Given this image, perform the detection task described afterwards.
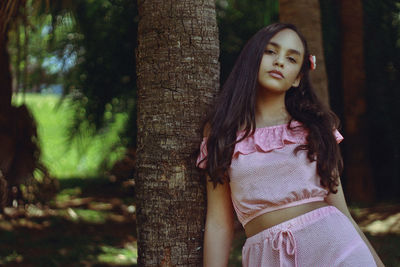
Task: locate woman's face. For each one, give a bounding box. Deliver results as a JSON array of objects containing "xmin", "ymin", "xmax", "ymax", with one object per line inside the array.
[{"xmin": 257, "ymin": 28, "xmax": 305, "ymax": 94}]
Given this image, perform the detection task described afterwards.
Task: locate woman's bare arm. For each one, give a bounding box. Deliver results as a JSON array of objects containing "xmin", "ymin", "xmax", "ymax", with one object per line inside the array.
[{"xmin": 203, "ymin": 176, "xmax": 235, "ymax": 267}]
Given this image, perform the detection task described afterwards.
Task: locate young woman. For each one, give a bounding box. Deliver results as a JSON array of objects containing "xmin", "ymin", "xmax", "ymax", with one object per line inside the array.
[{"xmin": 196, "ymin": 23, "xmax": 384, "ymax": 267}]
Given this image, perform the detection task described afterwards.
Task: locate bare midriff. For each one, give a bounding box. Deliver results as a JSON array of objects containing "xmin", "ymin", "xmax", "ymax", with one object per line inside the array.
[{"xmin": 244, "ymin": 201, "xmax": 330, "ymax": 238}]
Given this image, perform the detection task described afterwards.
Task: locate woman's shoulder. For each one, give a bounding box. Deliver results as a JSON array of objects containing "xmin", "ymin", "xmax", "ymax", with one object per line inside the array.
[{"xmin": 237, "ymin": 119, "xmax": 304, "ymax": 135}]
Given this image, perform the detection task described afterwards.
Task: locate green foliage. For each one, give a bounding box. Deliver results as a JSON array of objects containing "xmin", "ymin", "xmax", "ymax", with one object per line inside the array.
[
  {"xmin": 97, "ymin": 245, "xmax": 137, "ymax": 265},
  {"xmin": 216, "ymin": 0, "xmax": 279, "ymax": 84},
  {"xmin": 13, "ymin": 93, "xmax": 127, "ymax": 178},
  {"xmin": 72, "ymin": 208, "xmax": 108, "ymax": 223},
  {"xmin": 9, "ymin": 0, "xmax": 138, "ymax": 175},
  {"xmin": 55, "ymin": 0, "xmax": 138, "ymax": 148},
  {"xmin": 8, "ymin": 10, "xmax": 63, "ymax": 93}
]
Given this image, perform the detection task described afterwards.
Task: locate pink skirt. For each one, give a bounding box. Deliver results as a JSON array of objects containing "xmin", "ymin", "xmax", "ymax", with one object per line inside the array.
[{"xmin": 242, "ymin": 206, "xmax": 377, "ymax": 267}]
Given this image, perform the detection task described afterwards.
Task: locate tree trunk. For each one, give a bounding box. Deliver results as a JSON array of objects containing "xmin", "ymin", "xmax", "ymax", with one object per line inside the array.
[
  {"xmin": 0, "ymin": 26, "xmax": 12, "ymax": 114},
  {"xmin": 0, "ymin": 0, "xmax": 45, "ymax": 209},
  {"xmin": 279, "ymin": 0, "xmax": 330, "ymax": 106},
  {"xmin": 0, "ymin": 0, "xmax": 24, "ymax": 113},
  {"xmin": 136, "ymin": 0, "xmax": 219, "ymax": 265},
  {"xmin": 340, "ymin": 0, "xmax": 375, "ymax": 203}
]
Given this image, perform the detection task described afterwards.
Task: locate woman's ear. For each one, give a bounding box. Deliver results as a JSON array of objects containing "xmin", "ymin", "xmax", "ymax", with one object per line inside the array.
[{"xmin": 292, "ymin": 73, "xmax": 302, "ymax": 88}]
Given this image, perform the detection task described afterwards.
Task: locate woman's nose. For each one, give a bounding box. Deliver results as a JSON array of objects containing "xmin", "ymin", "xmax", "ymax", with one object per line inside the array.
[{"xmin": 273, "ymin": 55, "xmax": 284, "ymax": 67}]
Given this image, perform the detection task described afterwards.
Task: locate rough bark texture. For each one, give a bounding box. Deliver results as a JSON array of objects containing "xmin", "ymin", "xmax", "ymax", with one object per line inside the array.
[
  {"xmin": 340, "ymin": 0, "xmax": 375, "ymax": 203},
  {"xmin": 136, "ymin": 0, "xmax": 219, "ymax": 266},
  {"xmin": 279, "ymin": 0, "xmax": 330, "ymax": 106}
]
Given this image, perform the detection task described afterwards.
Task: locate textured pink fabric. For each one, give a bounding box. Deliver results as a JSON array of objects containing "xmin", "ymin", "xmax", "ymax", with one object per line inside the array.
[
  {"xmin": 242, "ymin": 206, "xmax": 376, "ymax": 267},
  {"xmin": 196, "ymin": 121, "xmax": 344, "ymax": 226}
]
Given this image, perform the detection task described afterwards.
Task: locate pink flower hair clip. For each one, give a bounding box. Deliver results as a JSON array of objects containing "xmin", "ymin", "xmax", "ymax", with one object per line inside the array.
[{"xmin": 309, "ymin": 55, "xmax": 316, "ymax": 70}]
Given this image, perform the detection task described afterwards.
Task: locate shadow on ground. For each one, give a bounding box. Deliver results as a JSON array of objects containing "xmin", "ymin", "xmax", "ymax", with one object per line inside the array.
[
  {"xmin": 0, "ymin": 177, "xmax": 137, "ymax": 266},
  {"xmin": 1, "ymin": 177, "xmax": 399, "ymax": 266}
]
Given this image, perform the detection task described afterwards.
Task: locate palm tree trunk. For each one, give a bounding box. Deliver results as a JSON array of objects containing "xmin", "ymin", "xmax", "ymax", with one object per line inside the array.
[
  {"xmin": 279, "ymin": 0, "xmax": 330, "ymax": 106},
  {"xmin": 136, "ymin": 0, "xmax": 219, "ymax": 265},
  {"xmin": 340, "ymin": 0, "xmax": 375, "ymax": 203}
]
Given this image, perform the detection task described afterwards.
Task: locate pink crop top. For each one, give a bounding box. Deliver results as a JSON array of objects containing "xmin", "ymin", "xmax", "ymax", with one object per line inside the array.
[{"xmin": 196, "ymin": 120, "xmax": 344, "ymax": 226}]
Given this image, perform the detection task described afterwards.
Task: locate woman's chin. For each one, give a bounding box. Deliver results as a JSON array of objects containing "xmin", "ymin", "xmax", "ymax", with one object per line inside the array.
[{"xmin": 257, "ymin": 85, "xmax": 290, "ymax": 95}]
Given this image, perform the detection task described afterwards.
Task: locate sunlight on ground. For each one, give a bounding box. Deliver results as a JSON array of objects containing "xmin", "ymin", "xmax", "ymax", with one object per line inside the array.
[
  {"xmin": 0, "ymin": 251, "xmax": 23, "ymax": 265},
  {"xmin": 361, "ymin": 212, "xmax": 400, "ymax": 235},
  {"xmin": 97, "ymin": 243, "xmax": 137, "ymax": 265},
  {"xmin": 351, "ymin": 204, "xmax": 400, "ymax": 236},
  {"xmin": 0, "ymin": 190, "xmax": 137, "ymax": 265}
]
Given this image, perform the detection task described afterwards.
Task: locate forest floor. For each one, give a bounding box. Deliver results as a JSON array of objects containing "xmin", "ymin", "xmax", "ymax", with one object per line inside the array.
[
  {"xmin": 0, "ymin": 177, "xmax": 399, "ymax": 266},
  {"xmin": 0, "ymin": 177, "xmax": 137, "ymax": 266}
]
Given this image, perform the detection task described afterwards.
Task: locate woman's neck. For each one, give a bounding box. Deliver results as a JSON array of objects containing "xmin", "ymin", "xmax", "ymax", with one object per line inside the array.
[{"xmin": 255, "ymin": 90, "xmax": 290, "ymax": 127}]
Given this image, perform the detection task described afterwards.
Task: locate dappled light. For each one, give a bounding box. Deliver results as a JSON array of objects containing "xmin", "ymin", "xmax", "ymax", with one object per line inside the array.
[
  {"xmin": 0, "ymin": 177, "xmax": 137, "ymax": 266},
  {"xmin": 352, "ymin": 205, "xmax": 400, "ymax": 236},
  {"xmin": 364, "ymin": 213, "xmax": 400, "ymax": 235}
]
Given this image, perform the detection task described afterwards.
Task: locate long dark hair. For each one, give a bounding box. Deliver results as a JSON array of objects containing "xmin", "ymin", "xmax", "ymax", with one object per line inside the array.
[{"xmin": 199, "ymin": 23, "xmax": 343, "ymax": 193}]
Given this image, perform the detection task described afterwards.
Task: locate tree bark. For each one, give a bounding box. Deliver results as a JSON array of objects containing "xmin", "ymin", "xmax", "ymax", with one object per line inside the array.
[
  {"xmin": 136, "ymin": 0, "xmax": 219, "ymax": 266},
  {"xmin": 340, "ymin": 0, "xmax": 375, "ymax": 203},
  {"xmin": 279, "ymin": 0, "xmax": 330, "ymax": 106}
]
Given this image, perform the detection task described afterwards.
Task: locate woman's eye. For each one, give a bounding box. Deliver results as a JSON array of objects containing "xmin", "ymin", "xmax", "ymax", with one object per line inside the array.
[
  {"xmin": 265, "ymin": 49, "xmax": 275, "ymax": 54},
  {"xmin": 288, "ymin": 57, "xmax": 297, "ymax": 63}
]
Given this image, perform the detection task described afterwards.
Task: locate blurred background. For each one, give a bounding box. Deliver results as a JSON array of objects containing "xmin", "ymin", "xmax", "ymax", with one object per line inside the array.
[{"xmin": 0, "ymin": 0, "xmax": 399, "ymax": 266}]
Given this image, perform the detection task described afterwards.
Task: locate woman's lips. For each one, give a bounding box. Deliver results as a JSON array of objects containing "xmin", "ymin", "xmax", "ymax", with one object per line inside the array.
[{"xmin": 268, "ymin": 70, "xmax": 284, "ymax": 79}]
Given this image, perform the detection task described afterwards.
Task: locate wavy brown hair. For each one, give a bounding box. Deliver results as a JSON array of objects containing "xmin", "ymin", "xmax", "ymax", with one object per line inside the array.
[{"xmin": 198, "ymin": 23, "xmax": 343, "ymax": 193}]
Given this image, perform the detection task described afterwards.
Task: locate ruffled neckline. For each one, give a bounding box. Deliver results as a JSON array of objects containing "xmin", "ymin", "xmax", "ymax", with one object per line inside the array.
[{"xmin": 233, "ymin": 120, "xmax": 307, "ymax": 157}]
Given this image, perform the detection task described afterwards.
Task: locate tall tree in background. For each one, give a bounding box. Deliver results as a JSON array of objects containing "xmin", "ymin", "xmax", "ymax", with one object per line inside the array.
[
  {"xmin": 340, "ymin": 0, "xmax": 374, "ymax": 202},
  {"xmin": 279, "ymin": 0, "xmax": 330, "ymax": 106},
  {"xmin": 135, "ymin": 0, "xmax": 219, "ymax": 265},
  {"xmin": 0, "ymin": 0, "xmax": 47, "ymax": 209},
  {"xmin": 0, "ymin": 1, "xmax": 24, "ymax": 111},
  {"xmin": 363, "ymin": 0, "xmax": 400, "ymax": 200}
]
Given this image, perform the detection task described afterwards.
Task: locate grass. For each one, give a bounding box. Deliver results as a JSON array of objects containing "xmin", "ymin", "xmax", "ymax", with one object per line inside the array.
[
  {"xmin": 1, "ymin": 93, "xmax": 137, "ymax": 266},
  {"xmin": 12, "ymin": 93, "xmax": 127, "ymax": 179}
]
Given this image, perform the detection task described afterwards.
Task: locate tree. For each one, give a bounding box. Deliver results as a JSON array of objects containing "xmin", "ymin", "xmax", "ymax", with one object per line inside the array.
[
  {"xmin": 0, "ymin": 0, "xmax": 44, "ymax": 208},
  {"xmin": 7, "ymin": 1, "xmax": 139, "ymax": 175},
  {"xmin": 135, "ymin": 0, "xmax": 219, "ymax": 265},
  {"xmin": 362, "ymin": 0, "xmax": 400, "ymax": 201},
  {"xmin": 339, "ymin": 0, "xmax": 375, "ymax": 203},
  {"xmin": 279, "ymin": 0, "xmax": 330, "ymax": 106},
  {"xmin": 0, "ymin": 1, "xmax": 25, "ymax": 112}
]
